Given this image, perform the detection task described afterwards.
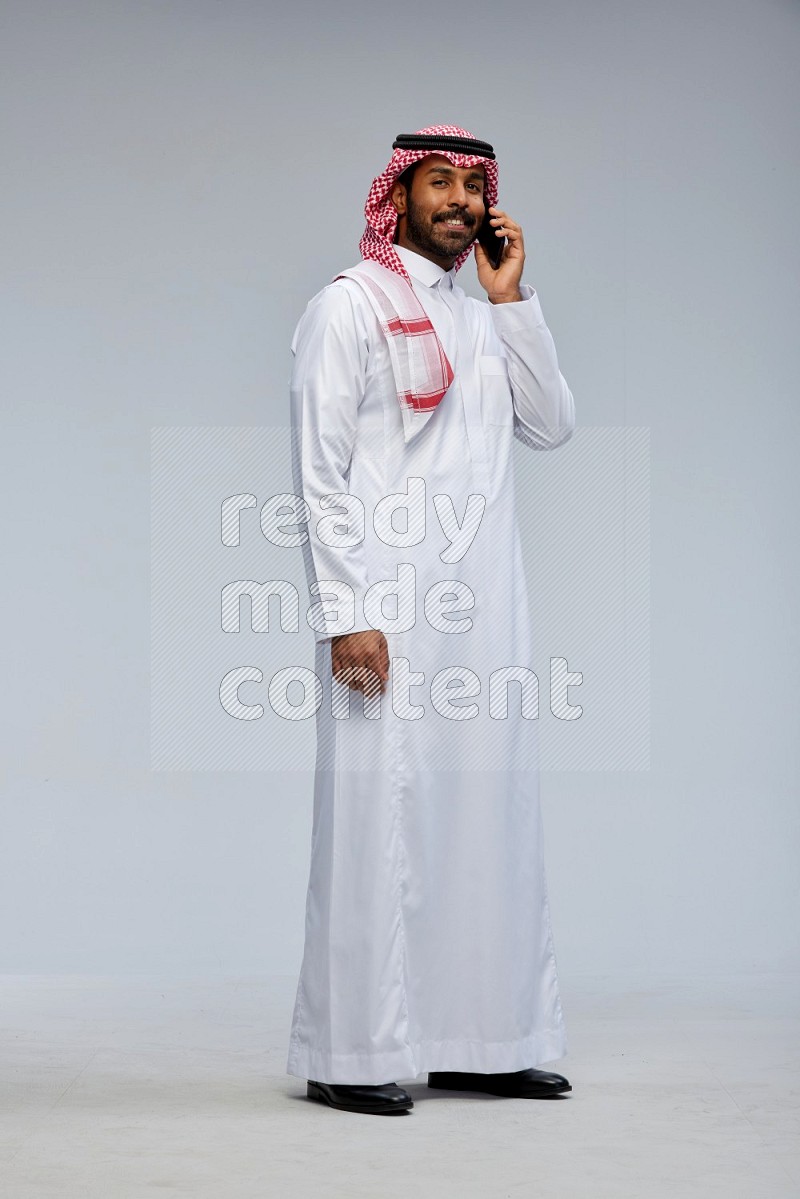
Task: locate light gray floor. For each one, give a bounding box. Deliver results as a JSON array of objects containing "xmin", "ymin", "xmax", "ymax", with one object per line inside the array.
[{"xmin": 1, "ymin": 972, "xmax": 797, "ymax": 1198}]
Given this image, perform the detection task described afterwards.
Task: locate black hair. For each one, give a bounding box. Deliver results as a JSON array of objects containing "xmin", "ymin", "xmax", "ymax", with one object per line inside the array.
[
  {"xmin": 392, "ymin": 163, "xmax": 418, "ymax": 243},
  {"xmin": 394, "ymin": 162, "xmax": 419, "ymax": 196}
]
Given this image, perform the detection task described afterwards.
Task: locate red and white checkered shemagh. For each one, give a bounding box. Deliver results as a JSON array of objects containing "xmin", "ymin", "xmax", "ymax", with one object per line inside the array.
[{"xmin": 335, "ymin": 125, "xmax": 499, "ymax": 444}]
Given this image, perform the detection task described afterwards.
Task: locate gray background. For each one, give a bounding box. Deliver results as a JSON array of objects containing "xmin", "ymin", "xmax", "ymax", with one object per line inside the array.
[{"xmin": 2, "ymin": 0, "xmax": 797, "ymax": 985}]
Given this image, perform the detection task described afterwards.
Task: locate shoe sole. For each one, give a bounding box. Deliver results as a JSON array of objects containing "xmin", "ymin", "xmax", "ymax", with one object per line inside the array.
[
  {"xmin": 307, "ymin": 1081, "xmax": 414, "ymax": 1114},
  {"xmin": 428, "ymin": 1080, "xmax": 572, "ymax": 1098}
]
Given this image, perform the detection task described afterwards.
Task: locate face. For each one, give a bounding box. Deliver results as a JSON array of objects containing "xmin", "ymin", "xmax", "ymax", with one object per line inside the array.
[{"xmin": 392, "ymin": 154, "xmax": 486, "ymax": 268}]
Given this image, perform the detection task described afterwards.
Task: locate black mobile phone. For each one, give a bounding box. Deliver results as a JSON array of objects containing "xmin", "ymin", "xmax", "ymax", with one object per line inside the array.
[{"xmin": 477, "ymin": 205, "xmax": 505, "ymax": 269}]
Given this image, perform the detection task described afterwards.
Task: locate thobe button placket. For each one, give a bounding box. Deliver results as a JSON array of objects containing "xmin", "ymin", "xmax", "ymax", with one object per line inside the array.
[
  {"xmin": 438, "ymin": 280, "xmax": 490, "ymax": 478},
  {"xmin": 405, "ymin": 258, "xmax": 489, "ymax": 480}
]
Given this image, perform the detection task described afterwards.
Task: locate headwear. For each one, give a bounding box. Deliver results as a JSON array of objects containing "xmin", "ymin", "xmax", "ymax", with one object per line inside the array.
[{"xmin": 335, "ymin": 125, "xmax": 499, "ymax": 444}]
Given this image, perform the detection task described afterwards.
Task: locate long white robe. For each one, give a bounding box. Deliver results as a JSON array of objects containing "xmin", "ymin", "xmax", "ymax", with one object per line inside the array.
[{"xmin": 286, "ymin": 245, "xmax": 576, "ymax": 1084}]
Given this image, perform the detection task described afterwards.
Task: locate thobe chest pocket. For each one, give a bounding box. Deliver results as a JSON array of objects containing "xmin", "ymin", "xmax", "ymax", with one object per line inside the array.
[{"xmin": 479, "ymin": 355, "xmax": 514, "ymax": 426}]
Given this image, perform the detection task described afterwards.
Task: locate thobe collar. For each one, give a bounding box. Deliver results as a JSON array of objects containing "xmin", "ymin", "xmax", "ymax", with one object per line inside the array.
[{"xmin": 395, "ymin": 244, "xmax": 456, "ymax": 291}]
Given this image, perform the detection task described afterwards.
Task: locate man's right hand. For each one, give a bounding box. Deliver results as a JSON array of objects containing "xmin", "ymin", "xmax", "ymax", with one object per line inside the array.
[{"xmin": 331, "ymin": 630, "xmax": 390, "ymax": 697}]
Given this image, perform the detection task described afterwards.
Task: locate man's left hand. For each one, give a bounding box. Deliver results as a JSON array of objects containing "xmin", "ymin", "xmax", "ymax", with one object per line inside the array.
[{"xmin": 474, "ymin": 207, "xmax": 525, "ymax": 304}]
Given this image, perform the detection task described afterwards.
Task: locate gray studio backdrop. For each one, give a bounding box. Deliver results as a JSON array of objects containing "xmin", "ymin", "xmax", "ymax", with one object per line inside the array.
[{"xmin": 2, "ymin": 0, "xmax": 798, "ymax": 984}]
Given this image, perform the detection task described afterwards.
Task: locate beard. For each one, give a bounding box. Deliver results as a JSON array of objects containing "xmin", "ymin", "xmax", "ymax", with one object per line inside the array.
[{"xmin": 404, "ymin": 197, "xmax": 478, "ymax": 261}]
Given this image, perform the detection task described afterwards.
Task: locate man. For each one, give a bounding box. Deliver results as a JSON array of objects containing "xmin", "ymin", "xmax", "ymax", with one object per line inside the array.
[{"xmin": 287, "ymin": 125, "xmax": 576, "ymax": 1115}]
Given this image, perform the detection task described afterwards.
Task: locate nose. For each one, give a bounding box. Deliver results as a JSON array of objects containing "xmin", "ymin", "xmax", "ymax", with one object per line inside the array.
[{"xmin": 449, "ymin": 182, "xmax": 469, "ymax": 209}]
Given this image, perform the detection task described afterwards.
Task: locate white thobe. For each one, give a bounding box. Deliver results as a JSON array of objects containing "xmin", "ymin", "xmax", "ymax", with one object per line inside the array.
[{"xmin": 286, "ymin": 245, "xmax": 576, "ymax": 1085}]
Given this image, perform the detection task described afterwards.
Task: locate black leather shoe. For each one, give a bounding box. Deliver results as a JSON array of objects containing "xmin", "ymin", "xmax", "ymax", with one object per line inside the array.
[
  {"xmin": 307, "ymin": 1079, "xmax": 414, "ymax": 1114},
  {"xmin": 428, "ymin": 1067, "xmax": 571, "ymax": 1098}
]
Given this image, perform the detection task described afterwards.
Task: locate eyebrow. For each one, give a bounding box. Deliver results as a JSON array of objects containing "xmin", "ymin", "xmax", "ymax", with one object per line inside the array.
[{"xmin": 425, "ymin": 166, "xmax": 485, "ymax": 182}]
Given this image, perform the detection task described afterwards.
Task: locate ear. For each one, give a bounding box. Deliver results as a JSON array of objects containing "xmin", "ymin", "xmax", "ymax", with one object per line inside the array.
[{"xmin": 390, "ymin": 180, "xmax": 408, "ymax": 217}]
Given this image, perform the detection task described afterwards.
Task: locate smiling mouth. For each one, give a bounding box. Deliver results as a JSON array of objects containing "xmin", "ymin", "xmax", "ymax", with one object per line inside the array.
[{"xmin": 435, "ymin": 214, "xmax": 475, "ymax": 231}]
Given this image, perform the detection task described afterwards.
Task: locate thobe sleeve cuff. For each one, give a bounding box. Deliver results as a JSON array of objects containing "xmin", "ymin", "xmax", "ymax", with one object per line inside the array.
[
  {"xmin": 488, "ymin": 284, "xmax": 546, "ymax": 333},
  {"xmin": 312, "ymin": 614, "xmax": 383, "ymax": 645}
]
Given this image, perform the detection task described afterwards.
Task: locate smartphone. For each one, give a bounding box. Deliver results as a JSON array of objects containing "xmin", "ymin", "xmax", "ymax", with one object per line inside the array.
[{"xmin": 477, "ymin": 205, "xmax": 505, "ymax": 269}]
